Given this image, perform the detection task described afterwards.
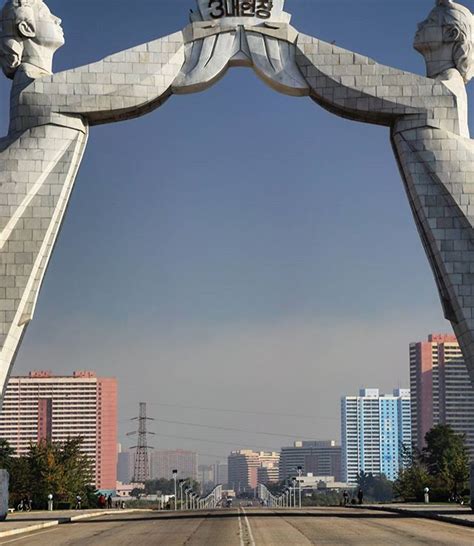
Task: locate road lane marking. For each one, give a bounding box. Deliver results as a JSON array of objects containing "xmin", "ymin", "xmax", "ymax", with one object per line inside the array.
[
  {"xmin": 238, "ymin": 509, "xmax": 245, "ymax": 546},
  {"xmin": 238, "ymin": 507, "xmax": 256, "ymax": 546},
  {"xmin": 242, "ymin": 508, "xmax": 256, "ymax": 546}
]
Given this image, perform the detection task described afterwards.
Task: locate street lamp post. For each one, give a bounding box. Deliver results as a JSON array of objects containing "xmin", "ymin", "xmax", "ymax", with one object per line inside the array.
[
  {"xmin": 179, "ymin": 480, "xmax": 187, "ymax": 511},
  {"xmin": 297, "ymin": 466, "xmax": 303, "ymax": 509},
  {"xmin": 424, "ymin": 487, "xmax": 430, "ymax": 504},
  {"xmin": 172, "ymin": 469, "xmax": 178, "ymax": 511},
  {"xmin": 184, "ymin": 488, "xmax": 190, "ymax": 510},
  {"xmin": 291, "ymin": 479, "xmax": 297, "ymax": 508}
]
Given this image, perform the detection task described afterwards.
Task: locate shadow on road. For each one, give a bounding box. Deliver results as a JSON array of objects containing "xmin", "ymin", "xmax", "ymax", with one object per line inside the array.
[
  {"xmin": 416, "ymin": 509, "xmax": 473, "ymax": 516},
  {"xmin": 68, "ymin": 510, "xmax": 415, "ymax": 525}
]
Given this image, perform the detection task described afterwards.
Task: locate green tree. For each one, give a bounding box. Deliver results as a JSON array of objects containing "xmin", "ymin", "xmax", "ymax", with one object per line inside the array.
[
  {"xmin": 0, "ymin": 439, "xmax": 14, "ymax": 470},
  {"xmin": 267, "ymin": 481, "xmax": 287, "ymax": 495},
  {"xmin": 394, "ymin": 425, "xmax": 470, "ymax": 502},
  {"xmin": 143, "ymin": 478, "xmax": 175, "ymax": 495},
  {"xmin": 356, "ymin": 471, "xmax": 393, "ymax": 502},
  {"xmin": 9, "ymin": 457, "xmax": 31, "ymax": 507},
  {"xmin": 26, "ymin": 438, "xmax": 94, "ymax": 509},
  {"xmin": 422, "ymin": 425, "xmax": 470, "ymax": 498},
  {"xmin": 58, "ymin": 437, "xmax": 94, "ymax": 505},
  {"xmin": 143, "ymin": 477, "xmax": 200, "ymax": 496},
  {"xmin": 394, "ymin": 461, "xmax": 431, "ymax": 502},
  {"xmin": 302, "ymin": 491, "xmax": 341, "ymax": 507}
]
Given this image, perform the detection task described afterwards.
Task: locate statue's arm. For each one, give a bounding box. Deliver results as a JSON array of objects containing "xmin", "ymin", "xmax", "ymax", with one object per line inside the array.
[
  {"xmin": 296, "ymin": 33, "xmax": 454, "ymax": 126},
  {"xmin": 31, "ymin": 31, "xmax": 185, "ymax": 125}
]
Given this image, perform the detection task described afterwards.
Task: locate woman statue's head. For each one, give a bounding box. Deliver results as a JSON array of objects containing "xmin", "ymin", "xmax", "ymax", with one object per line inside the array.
[
  {"xmin": 0, "ymin": 0, "xmax": 64, "ymax": 79},
  {"xmin": 414, "ymin": 0, "xmax": 474, "ymax": 82}
]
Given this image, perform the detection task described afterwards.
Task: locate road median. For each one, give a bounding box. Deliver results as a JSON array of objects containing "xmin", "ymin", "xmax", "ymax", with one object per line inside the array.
[
  {"xmin": 352, "ymin": 503, "xmax": 474, "ymax": 529},
  {"xmin": 0, "ymin": 509, "xmax": 143, "ymax": 540}
]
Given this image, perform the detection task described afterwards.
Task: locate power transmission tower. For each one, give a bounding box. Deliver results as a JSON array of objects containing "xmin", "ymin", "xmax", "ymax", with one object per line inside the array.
[{"xmin": 127, "ymin": 402, "xmax": 155, "ymax": 483}]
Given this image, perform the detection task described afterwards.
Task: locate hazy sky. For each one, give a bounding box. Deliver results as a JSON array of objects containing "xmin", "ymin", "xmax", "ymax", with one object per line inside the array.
[{"xmin": 0, "ymin": 0, "xmax": 460, "ymax": 463}]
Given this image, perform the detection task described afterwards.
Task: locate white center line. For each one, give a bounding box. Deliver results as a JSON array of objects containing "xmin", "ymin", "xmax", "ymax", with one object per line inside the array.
[
  {"xmin": 241, "ymin": 507, "xmax": 256, "ymax": 546},
  {"xmin": 238, "ymin": 507, "xmax": 245, "ymax": 546}
]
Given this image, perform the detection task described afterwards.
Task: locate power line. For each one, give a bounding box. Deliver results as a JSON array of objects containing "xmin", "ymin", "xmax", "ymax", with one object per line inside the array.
[
  {"xmin": 151, "ymin": 431, "xmax": 277, "ymax": 451},
  {"xmin": 195, "ymin": 452, "xmax": 228, "ymax": 460},
  {"xmin": 152, "ymin": 417, "xmax": 308, "ymax": 439},
  {"xmin": 148, "ymin": 401, "xmax": 337, "ymax": 421}
]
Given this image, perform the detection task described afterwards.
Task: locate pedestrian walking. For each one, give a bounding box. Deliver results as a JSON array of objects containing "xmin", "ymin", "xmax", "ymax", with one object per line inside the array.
[
  {"xmin": 107, "ymin": 494, "xmax": 113, "ymax": 509},
  {"xmin": 75, "ymin": 495, "xmax": 82, "ymax": 510},
  {"xmin": 357, "ymin": 489, "xmax": 364, "ymax": 505},
  {"xmin": 342, "ymin": 490, "xmax": 349, "ymax": 506}
]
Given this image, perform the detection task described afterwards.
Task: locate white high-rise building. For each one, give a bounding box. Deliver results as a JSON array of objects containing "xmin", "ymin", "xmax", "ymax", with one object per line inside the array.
[{"xmin": 341, "ymin": 388, "xmax": 411, "ymax": 484}]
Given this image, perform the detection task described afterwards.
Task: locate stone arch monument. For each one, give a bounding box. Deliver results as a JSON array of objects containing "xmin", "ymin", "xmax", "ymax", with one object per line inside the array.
[{"xmin": 1, "ymin": 0, "xmax": 474, "ymax": 398}]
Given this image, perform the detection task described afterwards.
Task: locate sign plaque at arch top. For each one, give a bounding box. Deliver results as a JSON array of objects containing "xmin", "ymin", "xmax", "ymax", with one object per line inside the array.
[{"xmin": 194, "ymin": 0, "xmax": 291, "ymax": 23}]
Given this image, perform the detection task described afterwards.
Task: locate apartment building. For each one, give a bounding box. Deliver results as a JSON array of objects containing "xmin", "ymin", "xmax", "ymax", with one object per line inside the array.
[{"xmin": 0, "ymin": 370, "xmax": 117, "ymax": 490}]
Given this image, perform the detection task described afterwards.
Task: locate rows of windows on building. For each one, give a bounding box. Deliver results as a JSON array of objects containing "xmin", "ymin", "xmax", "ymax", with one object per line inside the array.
[
  {"xmin": 1, "ymin": 333, "xmax": 472, "ymax": 494},
  {"xmin": 341, "ymin": 388, "xmax": 412, "ymax": 484},
  {"xmin": 0, "ymin": 370, "xmax": 118, "ymax": 492},
  {"xmin": 339, "ymin": 333, "xmax": 474, "ymax": 484},
  {"xmin": 409, "ymin": 334, "xmax": 474, "ymax": 460}
]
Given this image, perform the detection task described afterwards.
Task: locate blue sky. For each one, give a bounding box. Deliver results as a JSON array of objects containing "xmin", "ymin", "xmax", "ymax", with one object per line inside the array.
[{"xmin": 0, "ymin": 1, "xmax": 461, "ymax": 462}]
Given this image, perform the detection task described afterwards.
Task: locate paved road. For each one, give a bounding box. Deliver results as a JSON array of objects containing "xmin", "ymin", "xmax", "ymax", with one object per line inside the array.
[{"xmin": 0, "ymin": 507, "xmax": 472, "ymax": 545}]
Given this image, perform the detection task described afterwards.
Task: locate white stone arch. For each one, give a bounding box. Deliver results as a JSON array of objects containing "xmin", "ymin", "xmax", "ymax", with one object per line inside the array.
[{"xmin": 1, "ymin": 0, "xmax": 474, "ymax": 397}]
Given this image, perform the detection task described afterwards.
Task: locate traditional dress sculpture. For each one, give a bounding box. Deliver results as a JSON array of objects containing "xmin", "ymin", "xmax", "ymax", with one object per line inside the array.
[
  {"xmin": 295, "ymin": 0, "xmax": 474, "ymax": 385},
  {"xmin": 0, "ymin": 0, "xmax": 474, "ymax": 399},
  {"xmin": 0, "ymin": 0, "xmax": 186, "ymax": 393}
]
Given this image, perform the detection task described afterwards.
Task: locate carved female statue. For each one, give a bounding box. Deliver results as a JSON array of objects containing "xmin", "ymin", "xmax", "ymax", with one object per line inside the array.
[
  {"xmin": 0, "ymin": 0, "xmax": 185, "ymax": 392},
  {"xmin": 290, "ymin": 0, "xmax": 474, "ymax": 385},
  {"xmin": 1, "ymin": 0, "xmax": 474, "ymax": 400}
]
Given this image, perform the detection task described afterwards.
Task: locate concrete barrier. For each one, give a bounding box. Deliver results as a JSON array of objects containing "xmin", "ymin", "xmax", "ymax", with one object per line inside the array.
[{"xmin": 0, "ymin": 509, "xmax": 143, "ymax": 539}]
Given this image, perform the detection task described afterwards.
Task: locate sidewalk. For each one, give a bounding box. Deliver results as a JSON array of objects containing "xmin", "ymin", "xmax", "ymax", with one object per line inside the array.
[
  {"xmin": 357, "ymin": 503, "xmax": 474, "ymax": 528},
  {"xmin": 0, "ymin": 509, "xmax": 138, "ymax": 539}
]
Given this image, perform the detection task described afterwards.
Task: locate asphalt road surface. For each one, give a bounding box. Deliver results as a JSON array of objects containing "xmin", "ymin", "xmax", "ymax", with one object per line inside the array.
[{"xmin": 0, "ymin": 507, "xmax": 472, "ymax": 545}]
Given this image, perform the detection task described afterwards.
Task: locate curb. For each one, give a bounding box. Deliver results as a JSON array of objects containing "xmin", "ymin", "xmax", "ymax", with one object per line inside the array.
[
  {"xmin": 65, "ymin": 509, "xmax": 138, "ymax": 522},
  {"xmin": 0, "ymin": 509, "xmax": 142, "ymax": 539},
  {"xmin": 352, "ymin": 504, "xmax": 474, "ymax": 529},
  {"xmin": 0, "ymin": 521, "xmax": 58, "ymax": 539}
]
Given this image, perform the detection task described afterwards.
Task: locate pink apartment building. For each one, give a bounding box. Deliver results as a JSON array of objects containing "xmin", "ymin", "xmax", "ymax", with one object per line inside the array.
[
  {"xmin": 0, "ymin": 370, "xmax": 117, "ymax": 490},
  {"xmin": 228, "ymin": 450, "xmax": 280, "ymax": 492},
  {"xmin": 410, "ymin": 334, "xmax": 474, "ymax": 459}
]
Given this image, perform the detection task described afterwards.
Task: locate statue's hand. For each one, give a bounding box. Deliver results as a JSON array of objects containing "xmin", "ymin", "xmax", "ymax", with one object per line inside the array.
[{"xmin": 173, "ymin": 24, "xmax": 308, "ymax": 97}]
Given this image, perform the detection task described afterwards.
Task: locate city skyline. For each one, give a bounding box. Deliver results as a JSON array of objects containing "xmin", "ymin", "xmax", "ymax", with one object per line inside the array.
[
  {"xmin": 0, "ymin": 0, "xmax": 472, "ymax": 539},
  {"xmin": 0, "ymin": 0, "xmax": 456, "ymax": 463},
  {"xmin": 0, "ymin": 366, "xmax": 414, "ymax": 468}
]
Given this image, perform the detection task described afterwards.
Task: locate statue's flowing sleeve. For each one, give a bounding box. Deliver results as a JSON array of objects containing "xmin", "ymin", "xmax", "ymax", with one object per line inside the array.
[
  {"xmin": 0, "ymin": 31, "xmax": 186, "ymax": 393},
  {"xmin": 29, "ymin": 31, "xmax": 186, "ymax": 125},
  {"xmin": 294, "ymin": 33, "xmax": 454, "ymax": 126}
]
